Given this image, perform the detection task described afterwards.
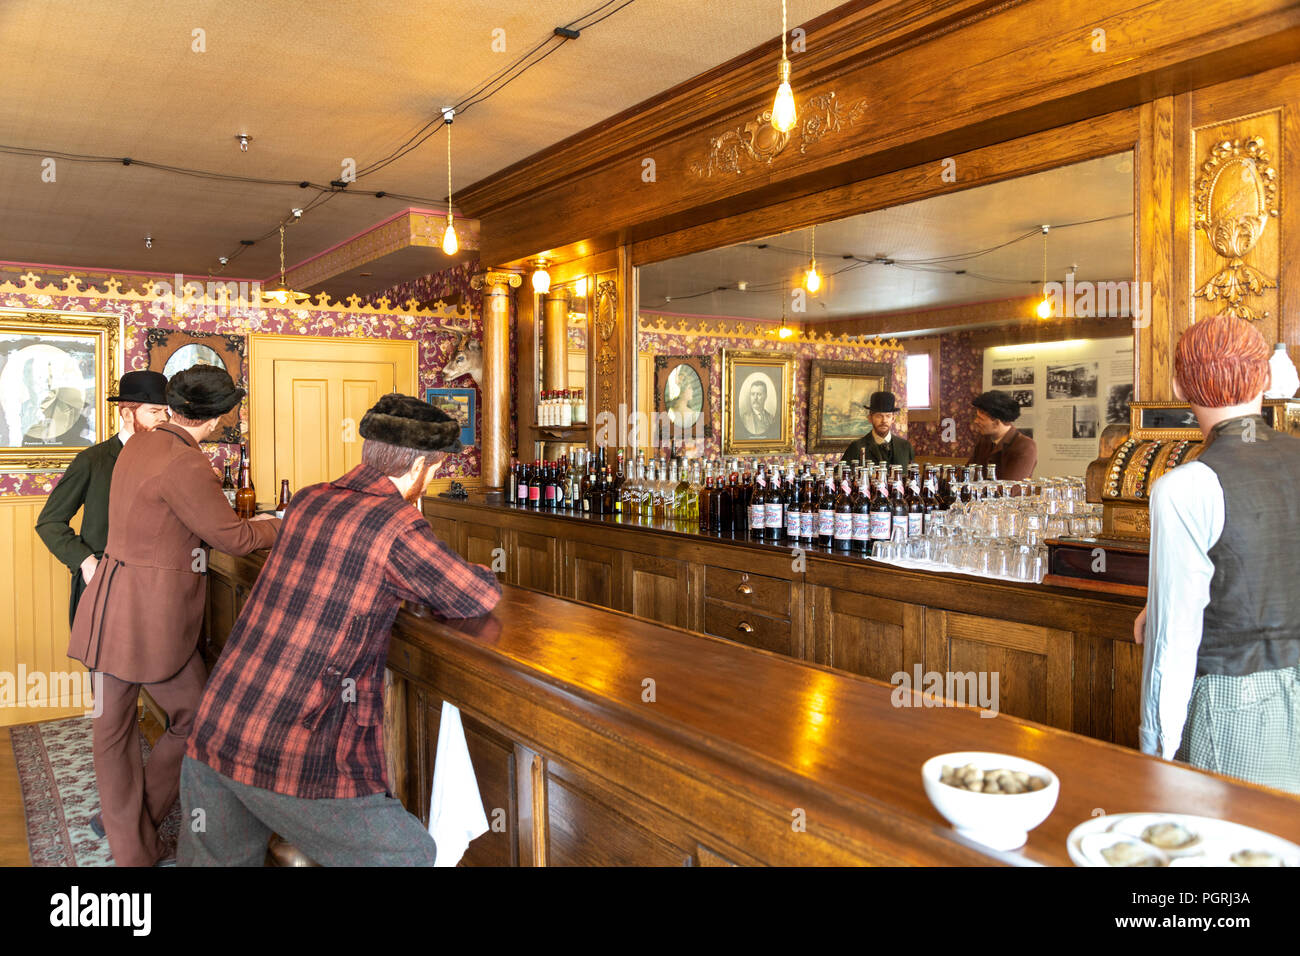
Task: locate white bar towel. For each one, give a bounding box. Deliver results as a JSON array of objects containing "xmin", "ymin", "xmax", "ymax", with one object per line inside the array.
[{"xmin": 427, "ymin": 701, "xmax": 490, "ymax": 867}]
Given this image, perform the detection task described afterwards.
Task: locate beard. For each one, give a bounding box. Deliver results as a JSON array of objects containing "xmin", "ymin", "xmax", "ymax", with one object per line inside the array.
[{"xmin": 402, "ymin": 460, "xmax": 435, "ymax": 505}]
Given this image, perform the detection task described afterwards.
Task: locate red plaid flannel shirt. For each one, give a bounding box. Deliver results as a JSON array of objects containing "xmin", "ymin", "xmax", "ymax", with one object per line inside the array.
[{"xmin": 186, "ymin": 464, "xmax": 501, "ymax": 799}]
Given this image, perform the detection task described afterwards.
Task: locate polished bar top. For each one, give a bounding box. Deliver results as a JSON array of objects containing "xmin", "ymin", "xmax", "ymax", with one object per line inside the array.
[
  {"xmin": 387, "ymin": 576, "xmax": 1300, "ymax": 866},
  {"xmin": 423, "ymin": 493, "xmax": 1146, "ymax": 609}
]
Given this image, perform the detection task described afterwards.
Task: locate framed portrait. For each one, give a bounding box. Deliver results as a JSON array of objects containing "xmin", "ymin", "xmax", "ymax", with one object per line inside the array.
[
  {"xmin": 722, "ymin": 349, "xmax": 794, "ymax": 454},
  {"xmin": 145, "ymin": 329, "xmax": 246, "ymax": 443},
  {"xmin": 807, "ymin": 359, "xmax": 892, "ymax": 454},
  {"xmin": 652, "ymin": 355, "xmax": 712, "ymax": 451},
  {"xmin": 425, "ymin": 387, "xmax": 476, "ymax": 447},
  {"xmin": 0, "ymin": 310, "xmax": 121, "ymax": 470}
]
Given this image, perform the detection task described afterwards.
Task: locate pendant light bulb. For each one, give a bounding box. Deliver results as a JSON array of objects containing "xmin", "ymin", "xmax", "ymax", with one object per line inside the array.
[
  {"xmin": 442, "ymin": 218, "xmax": 459, "ymax": 256},
  {"xmin": 804, "ymin": 263, "xmax": 821, "ymax": 294},
  {"xmin": 1035, "ymin": 223, "xmax": 1051, "ymax": 319},
  {"xmin": 441, "ymin": 107, "xmax": 458, "ymax": 257},
  {"xmin": 771, "ymin": 1, "xmax": 796, "ymax": 132},
  {"xmin": 1036, "ymin": 296, "xmax": 1053, "ymax": 319}
]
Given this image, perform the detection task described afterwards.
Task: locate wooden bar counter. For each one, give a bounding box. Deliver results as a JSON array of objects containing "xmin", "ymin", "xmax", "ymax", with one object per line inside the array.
[
  {"xmin": 205, "ymin": 544, "xmax": 1300, "ymax": 867},
  {"xmin": 420, "ymin": 495, "xmax": 1147, "ymax": 748}
]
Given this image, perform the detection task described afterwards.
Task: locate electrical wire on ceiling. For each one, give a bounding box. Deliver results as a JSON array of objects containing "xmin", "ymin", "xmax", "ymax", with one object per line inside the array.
[
  {"xmin": 0, "ymin": 0, "xmax": 641, "ymax": 276},
  {"xmin": 646, "ymin": 213, "xmax": 1133, "ymax": 308}
]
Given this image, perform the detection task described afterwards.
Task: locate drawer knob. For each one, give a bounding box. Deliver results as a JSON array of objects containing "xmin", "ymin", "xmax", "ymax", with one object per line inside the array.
[
  {"xmin": 737, "ymin": 621, "xmax": 754, "ymax": 633},
  {"xmin": 736, "ymin": 583, "xmax": 754, "ymax": 595}
]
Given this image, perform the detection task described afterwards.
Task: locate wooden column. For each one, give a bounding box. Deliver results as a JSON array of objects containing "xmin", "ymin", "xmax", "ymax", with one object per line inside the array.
[
  {"xmin": 472, "ymin": 269, "xmax": 521, "ymax": 495},
  {"xmin": 542, "ymin": 288, "xmax": 570, "ymax": 391}
]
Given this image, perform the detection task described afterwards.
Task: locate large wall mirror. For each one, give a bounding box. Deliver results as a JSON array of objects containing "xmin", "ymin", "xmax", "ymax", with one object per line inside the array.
[{"xmin": 635, "ymin": 151, "xmax": 1136, "ymax": 477}]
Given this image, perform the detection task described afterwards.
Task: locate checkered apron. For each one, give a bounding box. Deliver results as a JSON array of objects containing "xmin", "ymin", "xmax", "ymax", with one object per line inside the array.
[{"xmin": 1175, "ymin": 664, "xmax": 1300, "ymax": 794}]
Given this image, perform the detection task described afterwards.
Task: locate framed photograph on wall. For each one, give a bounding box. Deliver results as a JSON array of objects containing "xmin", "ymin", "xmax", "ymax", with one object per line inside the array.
[
  {"xmin": 145, "ymin": 328, "xmax": 246, "ymax": 443},
  {"xmin": 652, "ymin": 354, "xmax": 711, "ymax": 451},
  {"xmin": 426, "ymin": 387, "xmax": 476, "ymax": 447},
  {"xmin": 722, "ymin": 349, "xmax": 794, "ymax": 455},
  {"xmin": 0, "ymin": 310, "xmax": 120, "ymax": 469},
  {"xmin": 807, "ymin": 359, "xmax": 892, "ymax": 454}
]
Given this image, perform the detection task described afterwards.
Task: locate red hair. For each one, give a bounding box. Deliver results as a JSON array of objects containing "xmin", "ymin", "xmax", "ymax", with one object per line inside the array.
[{"xmin": 1173, "ymin": 315, "xmax": 1270, "ymax": 408}]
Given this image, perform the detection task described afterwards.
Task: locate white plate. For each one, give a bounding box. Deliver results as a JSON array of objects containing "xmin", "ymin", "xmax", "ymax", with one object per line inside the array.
[{"xmin": 1067, "ymin": 813, "xmax": 1300, "ymax": 867}]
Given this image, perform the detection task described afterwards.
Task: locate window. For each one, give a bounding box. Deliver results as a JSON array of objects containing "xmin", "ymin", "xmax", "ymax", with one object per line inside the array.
[{"xmin": 904, "ymin": 338, "xmax": 940, "ymax": 423}]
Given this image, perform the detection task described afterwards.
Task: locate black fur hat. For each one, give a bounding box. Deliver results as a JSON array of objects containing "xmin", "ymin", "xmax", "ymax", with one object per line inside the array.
[
  {"xmin": 971, "ymin": 390, "xmax": 1021, "ymax": 423},
  {"xmin": 166, "ymin": 365, "xmax": 245, "ymax": 419},
  {"xmin": 359, "ymin": 393, "xmax": 463, "ymax": 453}
]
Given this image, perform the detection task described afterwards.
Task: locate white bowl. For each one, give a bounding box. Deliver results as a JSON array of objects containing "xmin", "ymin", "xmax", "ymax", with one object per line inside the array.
[{"xmin": 921, "ymin": 751, "xmax": 1060, "ymax": 851}]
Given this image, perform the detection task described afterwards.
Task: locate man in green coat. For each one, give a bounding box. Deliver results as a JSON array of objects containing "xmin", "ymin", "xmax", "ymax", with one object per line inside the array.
[
  {"xmin": 841, "ymin": 391, "xmax": 915, "ymax": 468},
  {"xmin": 36, "ymin": 371, "xmax": 170, "ymax": 628}
]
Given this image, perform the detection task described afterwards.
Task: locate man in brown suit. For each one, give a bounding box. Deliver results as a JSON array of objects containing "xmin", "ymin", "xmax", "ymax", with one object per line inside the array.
[
  {"xmin": 68, "ymin": 365, "xmax": 280, "ymax": 866},
  {"xmin": 967, "ymin": 390, "xmax": 1037, "ymax": 480}
]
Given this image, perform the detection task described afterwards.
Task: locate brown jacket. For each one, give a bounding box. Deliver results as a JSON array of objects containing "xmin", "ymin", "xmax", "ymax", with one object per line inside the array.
[
  {"xmin": 968, "ymin": 425, "xmax": 1037, "ymax": 480},
  {"xmin": 67, "ymin": 423, "xmax": 279, "ymax": 683}
]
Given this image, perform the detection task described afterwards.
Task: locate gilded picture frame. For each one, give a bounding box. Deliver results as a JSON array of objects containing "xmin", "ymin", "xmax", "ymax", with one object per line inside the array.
[
  {"xmin": 652, "ymin": 354, "xmax": 712, "ymax": 452},
  {"xmin": 722, "ymin": 349, "xmax": 794, "ymax": 455},
  {"xmin": 0, "ymin": 309, "xmax": 121, "ymax": 470},
  {"xmin": 807, "ymin": 359, "xmax": 891, "ymax": 454}
]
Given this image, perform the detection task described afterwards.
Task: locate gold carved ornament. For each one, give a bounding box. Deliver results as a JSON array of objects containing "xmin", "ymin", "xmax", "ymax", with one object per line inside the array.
[
  {"xmin": 690, "ymin": 91, "xmax": 869, "ymax": 179},
  {"xmin": 1192, "ymin": 136, "xmax": 1279, "ymax": 321},
  {"xmin": 594, "ymin": 280, "xmax": 618, "ymax": 411}
]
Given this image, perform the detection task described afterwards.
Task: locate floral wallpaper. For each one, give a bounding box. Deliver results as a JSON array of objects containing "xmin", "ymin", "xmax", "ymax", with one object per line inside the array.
[
  {"xmin": 0, "ymin": 265, "xmax": 500, "ymax": 497},
  {"xmin": 638, "ymin": 313, "xmax": 906, "ymax": 461},
  {"xmin": 909, "ymin": 329, "xmax": 984, "ymax": 459}
]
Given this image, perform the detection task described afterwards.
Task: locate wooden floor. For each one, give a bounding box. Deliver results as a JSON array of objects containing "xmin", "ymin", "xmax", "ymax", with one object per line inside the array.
[{"xmin": 0, "ymin": 705, "xmax": 165, "ymax": 867}]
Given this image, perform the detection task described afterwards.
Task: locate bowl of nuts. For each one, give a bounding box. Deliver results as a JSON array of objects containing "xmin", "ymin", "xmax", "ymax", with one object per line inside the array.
[{"xmin": 921, "ymin": 751, "xmax": 1059, "ymax": 851}]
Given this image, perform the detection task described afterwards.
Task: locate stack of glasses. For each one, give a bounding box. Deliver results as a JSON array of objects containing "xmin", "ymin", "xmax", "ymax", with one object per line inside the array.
[{"xmin": 870, "ymin": 477, "xmax": 1103, "ymax": 584}]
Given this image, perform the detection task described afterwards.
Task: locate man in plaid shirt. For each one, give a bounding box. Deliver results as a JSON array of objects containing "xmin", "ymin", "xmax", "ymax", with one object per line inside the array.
[{"xmin": 180, "ymin": 394, "xmax": 501, "ymax": 865}]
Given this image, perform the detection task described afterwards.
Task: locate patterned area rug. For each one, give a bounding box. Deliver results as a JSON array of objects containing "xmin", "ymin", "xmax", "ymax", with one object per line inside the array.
[{"xmin": 9, "ymin": 716, "xmax": 179, "ymax": 866}]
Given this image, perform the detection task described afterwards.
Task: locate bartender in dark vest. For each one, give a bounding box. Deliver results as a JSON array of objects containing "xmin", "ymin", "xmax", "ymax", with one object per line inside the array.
[
  {"xmin": 842, "ymin": 391, "xmax": 914, "ymax": 467},
  {"xmin": 35, "ymin": 371, "xmax": 171, "ymax": 627},
  {"xmin": 1137, "ymin": 315, "xmax": 1300, "ymax": 793},
  {"xmin": 967, "ymin": 390, "xmax": 1037, "ymax": 480}
]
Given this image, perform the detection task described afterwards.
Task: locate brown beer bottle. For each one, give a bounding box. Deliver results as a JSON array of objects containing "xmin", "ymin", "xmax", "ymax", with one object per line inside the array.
[
  {"xmin": 221, "ymin": 464, "xmax": 236, "ymax": 509},
  {"xmin": 275, "ymin": 479, "xmax": 292, "ymax": 519},
  {"xmin": 235, "ymin": 445, "xmax": 256, "ymax": 519}
]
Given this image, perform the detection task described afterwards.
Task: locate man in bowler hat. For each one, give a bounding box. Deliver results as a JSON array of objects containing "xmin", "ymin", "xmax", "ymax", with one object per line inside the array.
[
  {"xmin": 37, "ymin": 370, "xmax": 171, "ymax": 628},
  {"xmin": 68, "ymin": 365, "xmax": 280, "ymax": 865},
  {"xmin": 181, "ymin": 393, "xmax": 501, "ymax": 866},
  {"xmin": 842, "ymin": 390, "xmax": 915, "ymax": 467}
]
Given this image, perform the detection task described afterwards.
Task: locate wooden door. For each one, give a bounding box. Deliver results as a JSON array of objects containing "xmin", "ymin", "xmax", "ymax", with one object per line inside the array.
[
  {"xmin": 566, "ymin": 540, "xmax": 619, "ymax": 609},
  {"xmin": 622, "ymin": 552, "xmax": 690, "ymax": 628},
  {"xmin": 808, "ymin": 586, "xmax": 925, "ymax": 682},
  {"xmin": 512, "ymin": 531, "xmax": 558, "ymax": 592},
  {"xmin": 249, "ymin": 334, "xmax": 417, "ymax": 497},
  {"xmin": 272, "ymin": 360, "xmax": 393, "ymax": 493}
]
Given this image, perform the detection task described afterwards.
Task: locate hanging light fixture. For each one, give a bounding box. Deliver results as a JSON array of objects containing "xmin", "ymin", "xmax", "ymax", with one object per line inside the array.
[
  {"xmin": 1035, "ymin": 224, "xmax": 1052, "ymax": 319},
  {"xmin": 804, "ymin": 225, "xmax": 821, "ymax": 293},
  {"xmin": 261, "ymin": 223, "xmax": 311, "ymax": 305},
  {"xmin": 531, "ymin": 258, "xmax": 551, "ymax": 294},
  {"xmin": 776, "ymin": 279, "xmax": 794, "ymax": 338},
  {"xmin": 441, "ymin": 108, "xmax": 459, "ymax": 256},
  {"xmin": 771, "ymin": 0, "xmax": 797, "ymax": 133}
]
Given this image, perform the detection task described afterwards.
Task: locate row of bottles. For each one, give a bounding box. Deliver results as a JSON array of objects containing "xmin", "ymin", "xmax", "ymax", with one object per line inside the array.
[
  {"xmin": 507, "ymin": 447, "xmax": 1001, "ymax": 553},
  {"xmin": 537, "ymin": 388, "xmax": 587, "ymax": 427},
  {"xmin": 221, "ymin": 444, "xmax": 292, "ymax": 519}
]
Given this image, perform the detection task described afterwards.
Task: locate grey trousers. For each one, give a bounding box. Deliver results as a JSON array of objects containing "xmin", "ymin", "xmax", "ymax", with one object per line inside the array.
[{"xmin": 178, "ymin": 756, "xmax": 437, "ymax": 866}]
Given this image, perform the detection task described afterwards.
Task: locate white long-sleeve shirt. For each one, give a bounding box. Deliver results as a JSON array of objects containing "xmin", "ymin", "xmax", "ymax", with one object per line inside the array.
[{"xmin": 1139, "ymin": 460, "xmax": 1225, "ymax": 758}]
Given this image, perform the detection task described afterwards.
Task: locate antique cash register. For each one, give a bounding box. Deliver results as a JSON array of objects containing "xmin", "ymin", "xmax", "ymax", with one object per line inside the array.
[{"xmin": 1043, "ymin": 399, "xmax": 1300, "ymax": 594}]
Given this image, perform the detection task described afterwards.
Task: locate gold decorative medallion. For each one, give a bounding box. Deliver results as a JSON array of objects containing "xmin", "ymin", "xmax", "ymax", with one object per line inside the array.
[{"xmin": 1192, "ymin": 136, "xmax": 1279, "ymax": 321}]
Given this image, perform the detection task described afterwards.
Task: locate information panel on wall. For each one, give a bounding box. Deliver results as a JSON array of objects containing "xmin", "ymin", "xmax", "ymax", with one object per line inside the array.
[{"xmin": 981, "ymin": 337, "xmax": 1134, "ymax": 477}]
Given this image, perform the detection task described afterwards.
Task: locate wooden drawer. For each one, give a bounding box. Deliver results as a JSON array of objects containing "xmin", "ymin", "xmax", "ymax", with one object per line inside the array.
[
  {"xmin": 704, "ymin": 600, "xmax": 792, "ymax": 657},
  {"xmin": 705, "ymin": 566, "xmax": 791, "ymax": 619}
]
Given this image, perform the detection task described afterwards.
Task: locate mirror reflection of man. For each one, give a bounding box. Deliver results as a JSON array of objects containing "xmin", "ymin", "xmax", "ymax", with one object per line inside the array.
[
  {"xmin": 36, "ymin": 371, "xmax": 171, "ymax": 629},
  {"xmin": 842, "ymin": 391, "xmax": 914, "ymax": 467},
  {"xmin": 740, "ymin": 376, "xmax": 778, "ymax": 439},
  {"xmin": 967, "ymin": 390, "xmax": 1037, "ymax": 479}
]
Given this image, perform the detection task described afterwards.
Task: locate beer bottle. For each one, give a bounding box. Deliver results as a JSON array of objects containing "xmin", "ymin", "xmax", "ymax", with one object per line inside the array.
[
  {"xmin": 749, "ymin": 466, "xmax": 766, "ymax": 539},
  {"xmin": 922, "ymin": 466, "xmax": 942, "ymax": 535},
  {"xmin": 852, "ymin": 467, "xmax": 872, "ymax": 554},
  {"xmin": 766, "ymin": 466, "xmax": 784, "ymax": 541},
  {"xmin": 799, "ymin": 472, "xmax": 816, "ymax": 547},
  {"xmin": 833, "ymin": 466, "xmax": 853, "ymax": 552},
  {"xmin": 235, "ymin": 445, "xmax": 256, "ymax": 519},
  {"xmin": 869, "ymin": 466, "xmax": 892, "ymax": 550},
  {"xmin": 785, "ymin": 466, "xmax": 802, "ymax": 542},
  {"xmin": 906, "ymin": 463, "xmax": 924, "ymax": 539},
  {"xmin": 275, "ymin": 479, "xmax": 291, "ymax": 519},
  {"xmin": 816, "ymin": 468, "xmax": 835, "ymax": 549},
  {"xmin": 221, "ymin": 464, "xmax": 237, "ymax": 510},
  {"xmin": 889, "ymin": 466, "xmax": 909, "ymax": 541}
]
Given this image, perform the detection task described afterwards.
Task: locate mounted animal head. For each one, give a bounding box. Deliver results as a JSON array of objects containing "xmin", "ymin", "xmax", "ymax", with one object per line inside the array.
[{"xmin": 440, "ymin": 321, "xmax": 483, "ymax": 390}]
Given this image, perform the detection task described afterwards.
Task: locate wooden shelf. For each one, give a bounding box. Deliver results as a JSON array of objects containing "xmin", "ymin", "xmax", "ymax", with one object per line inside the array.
[{"xmin": 528, "ymin": 424, "xmax": 590, "ymax": 438}]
